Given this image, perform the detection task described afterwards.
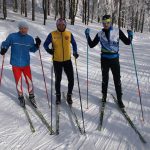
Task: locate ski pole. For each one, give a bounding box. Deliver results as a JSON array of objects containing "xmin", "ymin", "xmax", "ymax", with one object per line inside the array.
[
  {"xmin": 87, "ymin": 41, "xmax": 89, "ymax": 109},
  {"xmin": 50, "ymin": 64, "xmax": 53, "ymax": 134},
  {"xmin": 0, "ymin": 55, "xmax": 5, "ymax": 87},
  {"xmin": 130, "ymin": 41, "xmax": 144, "ymax": 121},
  {"xmin": 38, "ymin": 48, "xmax": 50, "ymax": 108},
  {"xmin": 74, "ymin": 58, "xmax": 86, "ymax": 133}
]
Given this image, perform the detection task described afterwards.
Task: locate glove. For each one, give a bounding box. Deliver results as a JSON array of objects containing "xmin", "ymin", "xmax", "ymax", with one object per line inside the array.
[
  {"xmin": 0, "ymin": 48, "xmax": 7, "ymax": 55},
  {"xmin": 46, "ymin": 48, "xmax": 54, "ymax": 55},
  {"xmin": 35, "ymin": 37, "xmax": 41, "ymax": 48},
  {"xmin": 73, "ymin": 53, "xmax": 79, "ymax": 59},
  {"xmin": 85, "ymin": 28, "xmax": 90, "ymax": 38},
  {"xmin": 127, "ymin": 30, "xmax": 133, "ymax": 41}
]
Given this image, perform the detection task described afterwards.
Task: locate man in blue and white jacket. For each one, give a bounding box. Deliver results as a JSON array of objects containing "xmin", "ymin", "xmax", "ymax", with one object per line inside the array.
[
  {"xmin": 85, "ymin": 15, "xmax": 133, "ymax": 108},
  {"xmin": 0, "ymin": 21, "xmax": 41, "ymax": 108}
]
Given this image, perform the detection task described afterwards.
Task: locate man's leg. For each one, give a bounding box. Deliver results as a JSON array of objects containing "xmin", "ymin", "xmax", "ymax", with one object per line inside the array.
[
  {"xmin": 22, "ymin": 66, "xmax": 34, "ymax": 94},
  {"xmin": 101, "ymin": 58, "xmax": 110, "ymax": 102},
  {"xmin": 63, "ymin": 60, "xmax": 74, "ymax": 104},
  {"xmin": 12, "ymin": 66, "xmax": 25, "ymax": 107},
  {"xmin": 23, "ymin": 66, "xmax": 36, "ymax": 107},
  {"xmin": 110, "ymin": 58, "xmax": 124, "ymax": 108},
  {"xmin": 53, "ymin": 61, "xmax": 63, "ymax": 104}
]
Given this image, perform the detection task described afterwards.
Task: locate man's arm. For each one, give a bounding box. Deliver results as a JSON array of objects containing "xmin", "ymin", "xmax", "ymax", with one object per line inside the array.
[
  {"xmin": 71, "ymin": 34, "xmax": 77, "ymax": 53},
  {"xmin": 87, "ymin": 33, "xmax": 99, "ymax": 48},
  {"xmin": 119, "ymin": 29, "xmax": 131, "ymax": 45}
]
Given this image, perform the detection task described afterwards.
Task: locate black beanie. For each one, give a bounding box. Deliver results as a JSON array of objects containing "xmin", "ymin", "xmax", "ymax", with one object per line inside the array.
[{"xmin": 102, "ymin": 15, "xmax": 111, "ymax": 21}]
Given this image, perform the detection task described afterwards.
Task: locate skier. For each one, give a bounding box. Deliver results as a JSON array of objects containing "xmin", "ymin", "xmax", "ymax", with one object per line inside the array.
[
  {"xmin": 43, "ymin": 18, "xmax": 79, "ymax": 105},
  {"xmin": 85, "ymin": 15, "xmax": 133, "ymax": 108},
  {"xmin": 0, "ymin": 20, "xmax": 41, "ymax": 108}
]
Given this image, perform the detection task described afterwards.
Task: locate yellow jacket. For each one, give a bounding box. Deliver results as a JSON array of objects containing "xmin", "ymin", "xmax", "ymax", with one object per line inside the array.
[
  {"xmin": 52, "ymin": 30, "xmax": 71, "ymax": 61},
  {"xmin": 44, "ymin": 30, "xmax": 77, "ymax": 62}
]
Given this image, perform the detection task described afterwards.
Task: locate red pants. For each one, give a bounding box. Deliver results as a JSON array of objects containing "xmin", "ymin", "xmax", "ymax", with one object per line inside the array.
[{"xmin": 12, "ymin": 66, "xmax": 34, "ymax": 96}]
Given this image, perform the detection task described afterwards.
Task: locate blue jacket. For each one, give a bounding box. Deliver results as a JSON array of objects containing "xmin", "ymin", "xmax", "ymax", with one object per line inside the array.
[{"xmin": 1, "ymin": 32, "xmax": 38, "ymax": 67}]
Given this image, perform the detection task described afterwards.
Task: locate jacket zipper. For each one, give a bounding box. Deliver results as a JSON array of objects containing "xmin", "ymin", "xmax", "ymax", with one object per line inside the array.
[{"xmin": 61, "ymin": 32, "xmax": 65, "ymax": 61}]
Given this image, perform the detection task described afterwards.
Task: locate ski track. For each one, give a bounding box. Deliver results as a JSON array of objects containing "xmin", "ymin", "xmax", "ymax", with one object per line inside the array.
[{"xmin": 0, "ymin": 11, "xmax": 150, "ymax": 150}]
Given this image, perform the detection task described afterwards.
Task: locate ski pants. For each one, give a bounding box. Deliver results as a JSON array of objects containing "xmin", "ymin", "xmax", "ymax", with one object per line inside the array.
[
  {"xmin": 53, "ymin": 60, "xmax": 74, "ymax": 95},
  {"xmin": 101, "ymin": 57, "xmax": 122, "ymax": 100},
  {"xmin": 12, "ymin": 66, "xmax": 34, "ymax": 96}
]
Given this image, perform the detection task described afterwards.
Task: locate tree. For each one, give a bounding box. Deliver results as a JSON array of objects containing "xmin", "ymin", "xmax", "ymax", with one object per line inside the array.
[
  {"xmin": 3, "ymin": 0, "xmax": 7, "ymax": 19},
  {"xmin": 13, "ymin": 0, "xmax": 18, "ymax": 12},
  {"xmin": 43, "ymin": 0, "xmax": 47, "ymax": 25},
  {"xmin": 118, "ymin": 0, "xmax": 122, "ymax": 29},
  {"xmin": 32, "ymin": 0, "xmax": 35, "ymax": 21},
  {"xmin": 24, "ymin": 0, "xmax": 27, "ymax": 17}
]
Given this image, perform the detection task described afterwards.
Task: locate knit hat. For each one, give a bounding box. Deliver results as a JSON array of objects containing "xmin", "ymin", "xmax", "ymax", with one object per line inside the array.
[
  {"xmin": 18, "ymin": 20, "xmax": 29, "ymax": 29},
  {"xmin": 56, "ymin": 18, "xmax": 67, "ymax": 26},
  {"xmin": 102, "ymin": 15, "xmax": 112, "ymax": 22}
]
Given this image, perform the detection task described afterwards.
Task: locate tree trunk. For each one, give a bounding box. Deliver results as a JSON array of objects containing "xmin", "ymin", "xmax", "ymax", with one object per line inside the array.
[
  {"xmin": 55, "ymin": 0, "xmax": 58, "ymax": 20},
  {"xmin": 32, "ymin": 0, "xmax": 35, "ymax": 21},
  {"xmin": 141, "ymin": 10, "xmax": 145, "ymax": 33},
  {"xmin": 87, "ymin": 0, "xmax": 90, "ymax": 25},
  {"xmin": 13, "ymin": 0, "xmax": 18, "ymax": 12},
  {"xmin": 21, "ymin": 0, "xmax": 24, "ymax": 15},
  {"xmin": 24, "ymin": 0, "xmax": 27, "ymax": 17},
  {"xmin": 91, "ymin": 0, "xmax": 95, "ymax": 23},
  {"xmin": 82, "ymin": 0, "xmax": 84, "ymax": 23},
  {"xmin": 3, "ymin": 0, "xmax": 7, "ymax": 19},
  {"xmin": 48, "ymin": 0, "xmax": 50, "ymax": 16},
  {"xmin": 118, "ymin": 0, "xmax": 122, "ymax": 29},
  {"xmin": 64, "ymin": 0, "xmax": 66, "ymax": 19},
  {"xmin": 135, "ymin": 10, "xmax": 139, "ymax": 32},
  {"xmin": 138, "ymin": 9, "xmax": 143, "ymax": 32},
  {"xmin": 43, "ymin": 0, "xmax": 47, "ymax": 25}
]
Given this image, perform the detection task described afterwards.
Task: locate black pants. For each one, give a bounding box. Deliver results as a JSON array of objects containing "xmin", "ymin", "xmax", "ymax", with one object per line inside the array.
[
  {"xmin": 53, "ymin": 60, "xmax": 74, "ymax": 95},
  {"xmin": 101, "ymin": 57, "xmax": 122, "ymax": 100}
]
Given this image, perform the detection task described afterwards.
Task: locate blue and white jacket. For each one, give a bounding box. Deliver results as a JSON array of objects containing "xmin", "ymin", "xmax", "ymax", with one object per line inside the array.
[
  {"xmin": 1, "ymin": 32, "xmax": 38, "ymax": 67},
  {"xmin": 87, "ymin": 27, "xmax": 131, "ymax": 59}
]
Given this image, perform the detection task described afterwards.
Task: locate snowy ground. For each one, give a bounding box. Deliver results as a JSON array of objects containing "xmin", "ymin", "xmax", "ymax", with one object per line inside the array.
[{"xmin": 0, "ymin": 11, "xmax": 150, "ymax": 150}]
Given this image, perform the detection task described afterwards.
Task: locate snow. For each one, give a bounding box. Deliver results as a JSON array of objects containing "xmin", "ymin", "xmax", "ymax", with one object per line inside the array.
[{"xmin": 0, "ymin": 11, "xmax": 150, "ymax": 150}]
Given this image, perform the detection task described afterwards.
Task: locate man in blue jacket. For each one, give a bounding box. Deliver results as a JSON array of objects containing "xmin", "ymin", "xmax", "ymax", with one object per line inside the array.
[
  {"xmin": 85, "ymin": 15, "xmax": 133, "ymax": 108},
  {"xmin": 0, "ymin": 20, "xmax": 41, "ymax": 108}
]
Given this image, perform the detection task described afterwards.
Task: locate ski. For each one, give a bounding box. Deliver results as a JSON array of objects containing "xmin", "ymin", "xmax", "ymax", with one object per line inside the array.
[
  {"xmin": 62, "ymin": 92, "xmax": 84, "ymax": 134},
  {"xmin": 111, "ymin": 94, "xmax": 146, "ymax": 143},
  {"xmin": 23, "ymin": 106, "xmax": 35, "ymax": 133},
  {"xmin": 25, "ymin": 95, "xmax": 55, "ymax": 135},
  {"xmin": 97, "ymin": 101, "xmax": 106, "ymax": 131},
  {"xmin": 55, "ymin": 104, "xmax": 60, "ymax": 135}
]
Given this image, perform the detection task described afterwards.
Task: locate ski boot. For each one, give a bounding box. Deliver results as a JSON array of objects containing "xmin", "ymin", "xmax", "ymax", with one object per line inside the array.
[
  {"xmin": 29, "ymin": 93, "xmax": 37, "ymax": 108},
  {"xmin": 67, "ymin": 94, "xmax": 73, "ymax": 105},
  {"xmin": 18, "ymin": 95, "xmax": 25, "ymax": 108},
  {"xmin": 118, "ymin": 100, "xmax": 125, "ymax": 108},
  {"xmin": 56, "ymin": 94, "xmax": 61, "ymax": 105}
]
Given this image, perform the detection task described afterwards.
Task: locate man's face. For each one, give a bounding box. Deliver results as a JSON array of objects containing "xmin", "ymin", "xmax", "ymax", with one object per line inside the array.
[
  {"xmin": 19, "ymin": 27, "xmax": 28, "ymax": 35},
  {"xmin": 103, "ymin": 20, "xmax": 111, "ymax": 29},
  {"xmin": 57, "ymin": 24, "xmax": 66, "ymax": 32}
]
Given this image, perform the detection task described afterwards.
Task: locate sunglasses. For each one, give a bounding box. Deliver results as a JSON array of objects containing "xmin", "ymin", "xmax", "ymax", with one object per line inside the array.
[{"xmin": 102, "ymin": 22, "xmax": 111, "ymax": 25}]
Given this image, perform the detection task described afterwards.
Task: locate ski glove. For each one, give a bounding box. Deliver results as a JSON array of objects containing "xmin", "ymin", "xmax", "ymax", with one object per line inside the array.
[
  {"xmin": 127, "ymin": 30, "xmax": 133, "ymax": 41},
  {"xmin": 46, "ymin": 48, "xmax": 54, "ymax": 55},
  {"xmin": 35, "ymin": 37, "xmax": 41, "ymax": 48},
  {"xmin": 0, "ymin": 48, "xmax": 7, "ymax": 55},
  {"xmin": 73, "ymin": 53, "xmax": 79, "ymax": 59},
  {"xmin": 85, "ymin": 28, "xmax": 90, "ymax": 38}
]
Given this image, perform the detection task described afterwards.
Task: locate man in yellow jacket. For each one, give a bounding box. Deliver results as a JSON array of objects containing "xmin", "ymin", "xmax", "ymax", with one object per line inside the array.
[{"xmin": 43, "ymin": 18, "xmax": 79, "ymax": 105}]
